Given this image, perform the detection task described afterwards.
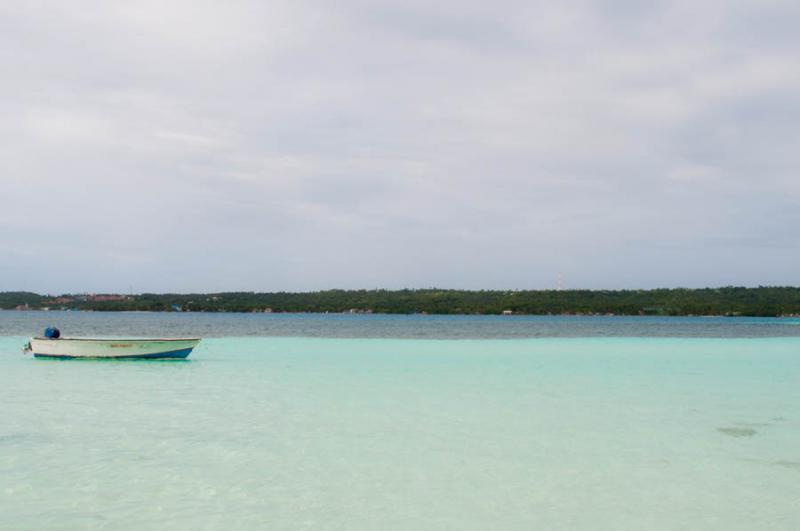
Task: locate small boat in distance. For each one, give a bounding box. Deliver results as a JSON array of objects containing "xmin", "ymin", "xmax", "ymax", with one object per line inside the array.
[{"xmin": 24, "ymin": 328, "xmax": 201, "ymax": 359}]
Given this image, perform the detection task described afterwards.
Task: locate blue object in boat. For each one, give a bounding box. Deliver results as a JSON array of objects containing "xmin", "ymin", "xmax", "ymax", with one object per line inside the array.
[{"xmin": 44, "ymin": 326, "xmax": 60, "ymax": 339}]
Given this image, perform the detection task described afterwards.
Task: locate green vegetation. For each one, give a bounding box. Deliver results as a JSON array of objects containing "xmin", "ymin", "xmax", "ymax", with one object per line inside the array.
[
  {"xmin": 0, "ymin": 291, "xmax": 44, "ymax": 309},
  {"xmin": 3, "ymin": 287, "xmax": 800, "ymax": 316}
]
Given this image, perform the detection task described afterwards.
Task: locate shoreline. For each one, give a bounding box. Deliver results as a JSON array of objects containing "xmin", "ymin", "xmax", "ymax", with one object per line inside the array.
[{"xmin": 2, "ymin": 308, "xmax": 799, "ymax": 318}]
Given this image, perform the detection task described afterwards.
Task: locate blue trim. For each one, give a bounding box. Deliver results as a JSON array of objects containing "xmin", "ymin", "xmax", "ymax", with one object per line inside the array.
[{"xmin": 34, "ymin": 347, "xmax": 194, "ymax": 360}]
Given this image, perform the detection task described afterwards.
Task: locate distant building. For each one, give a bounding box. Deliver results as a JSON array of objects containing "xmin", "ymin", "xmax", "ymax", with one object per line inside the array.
[{"xmin": 45, "ymin": 297, "xmax": 73, "ymax": 305}]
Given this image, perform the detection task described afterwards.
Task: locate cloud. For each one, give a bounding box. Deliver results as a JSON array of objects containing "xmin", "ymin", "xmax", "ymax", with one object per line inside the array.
[{"xmin": 1, "ymin": 0, "xmax": 799, "ymax": 292}]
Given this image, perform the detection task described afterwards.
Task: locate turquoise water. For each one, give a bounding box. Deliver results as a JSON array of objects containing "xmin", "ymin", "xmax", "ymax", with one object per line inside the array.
[{"xmin": 2, "ymin": 334, "xmax": 799, "ymax": 529}]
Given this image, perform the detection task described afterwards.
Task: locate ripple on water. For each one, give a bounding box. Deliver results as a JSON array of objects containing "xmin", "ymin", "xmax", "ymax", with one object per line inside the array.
[
  {"xmin": 0, "ymin": 433, "xmax": 31, "ymax": 444},
  {"xmin": 773, "ymin": 460, "xmax": 800, "ymax": 470},
  {"xmin": 717, "ymin": 427, "xmax": 757, "ymax": 437}
]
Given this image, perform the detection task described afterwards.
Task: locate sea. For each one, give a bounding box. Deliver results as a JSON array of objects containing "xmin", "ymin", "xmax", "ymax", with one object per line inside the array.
[{"xmin": 1, "ymin": 311, "xmax": 799, "ymax": 530}]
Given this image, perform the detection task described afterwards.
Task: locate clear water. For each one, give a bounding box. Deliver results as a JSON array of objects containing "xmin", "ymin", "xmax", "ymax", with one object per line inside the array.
[{"xmin": 2, "ymin": 313, "xmax": 799, "ymax": 529}]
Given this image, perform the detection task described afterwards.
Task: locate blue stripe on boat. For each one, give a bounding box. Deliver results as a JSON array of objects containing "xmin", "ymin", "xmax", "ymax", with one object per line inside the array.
[{"xmin": 34, "ymin": 347, "xmax": 195, "ymax": 360}]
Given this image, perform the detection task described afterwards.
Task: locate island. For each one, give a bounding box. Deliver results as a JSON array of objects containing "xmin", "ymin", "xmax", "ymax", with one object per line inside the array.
[{"xmin": 3, "ymin": 287, "xmax": 800, "ymax": 317}]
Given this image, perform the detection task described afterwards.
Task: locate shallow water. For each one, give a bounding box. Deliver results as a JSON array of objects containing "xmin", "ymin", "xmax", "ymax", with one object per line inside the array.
[
  {"xmin": 4, "ymin": 310, "xmax": 800, "ymax": 338},
  {"xmin": 1, "ymin": 316, "xmax": 800, "ymax": 529}
]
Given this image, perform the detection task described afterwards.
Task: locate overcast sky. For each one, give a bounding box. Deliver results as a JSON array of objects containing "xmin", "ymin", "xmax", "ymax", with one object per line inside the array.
[{"xmin": 1, "ymin": 0, "xmax": 799, "ymax": 293}]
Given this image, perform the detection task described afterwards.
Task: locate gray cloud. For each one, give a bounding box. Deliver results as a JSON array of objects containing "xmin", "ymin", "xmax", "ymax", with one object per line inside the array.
[{"xmin": 1, "ymin": 0, "xmax": 799, "ymax": 292}]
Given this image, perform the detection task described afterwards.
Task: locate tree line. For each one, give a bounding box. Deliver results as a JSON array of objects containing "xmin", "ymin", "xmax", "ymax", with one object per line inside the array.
[{"xmin": 3, "ymin": 287, "xmax": 800, "ymax": 316}]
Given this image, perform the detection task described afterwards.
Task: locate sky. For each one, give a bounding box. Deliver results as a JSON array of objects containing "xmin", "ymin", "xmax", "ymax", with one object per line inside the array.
[{"xmin": 1, "ymin": 0, "xmax": 799, "ymax": 293}]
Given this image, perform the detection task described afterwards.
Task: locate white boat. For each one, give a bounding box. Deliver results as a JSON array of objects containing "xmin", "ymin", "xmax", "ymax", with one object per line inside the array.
[{"xmin": 25, "ymin": 336, "xmax": 201, "ymax": 359}]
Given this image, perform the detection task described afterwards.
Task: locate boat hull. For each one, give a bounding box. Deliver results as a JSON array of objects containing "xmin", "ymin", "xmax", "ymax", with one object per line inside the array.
[{"xmin": 30, "ymin": 338, "xmax": 201, "ymax": 359}]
